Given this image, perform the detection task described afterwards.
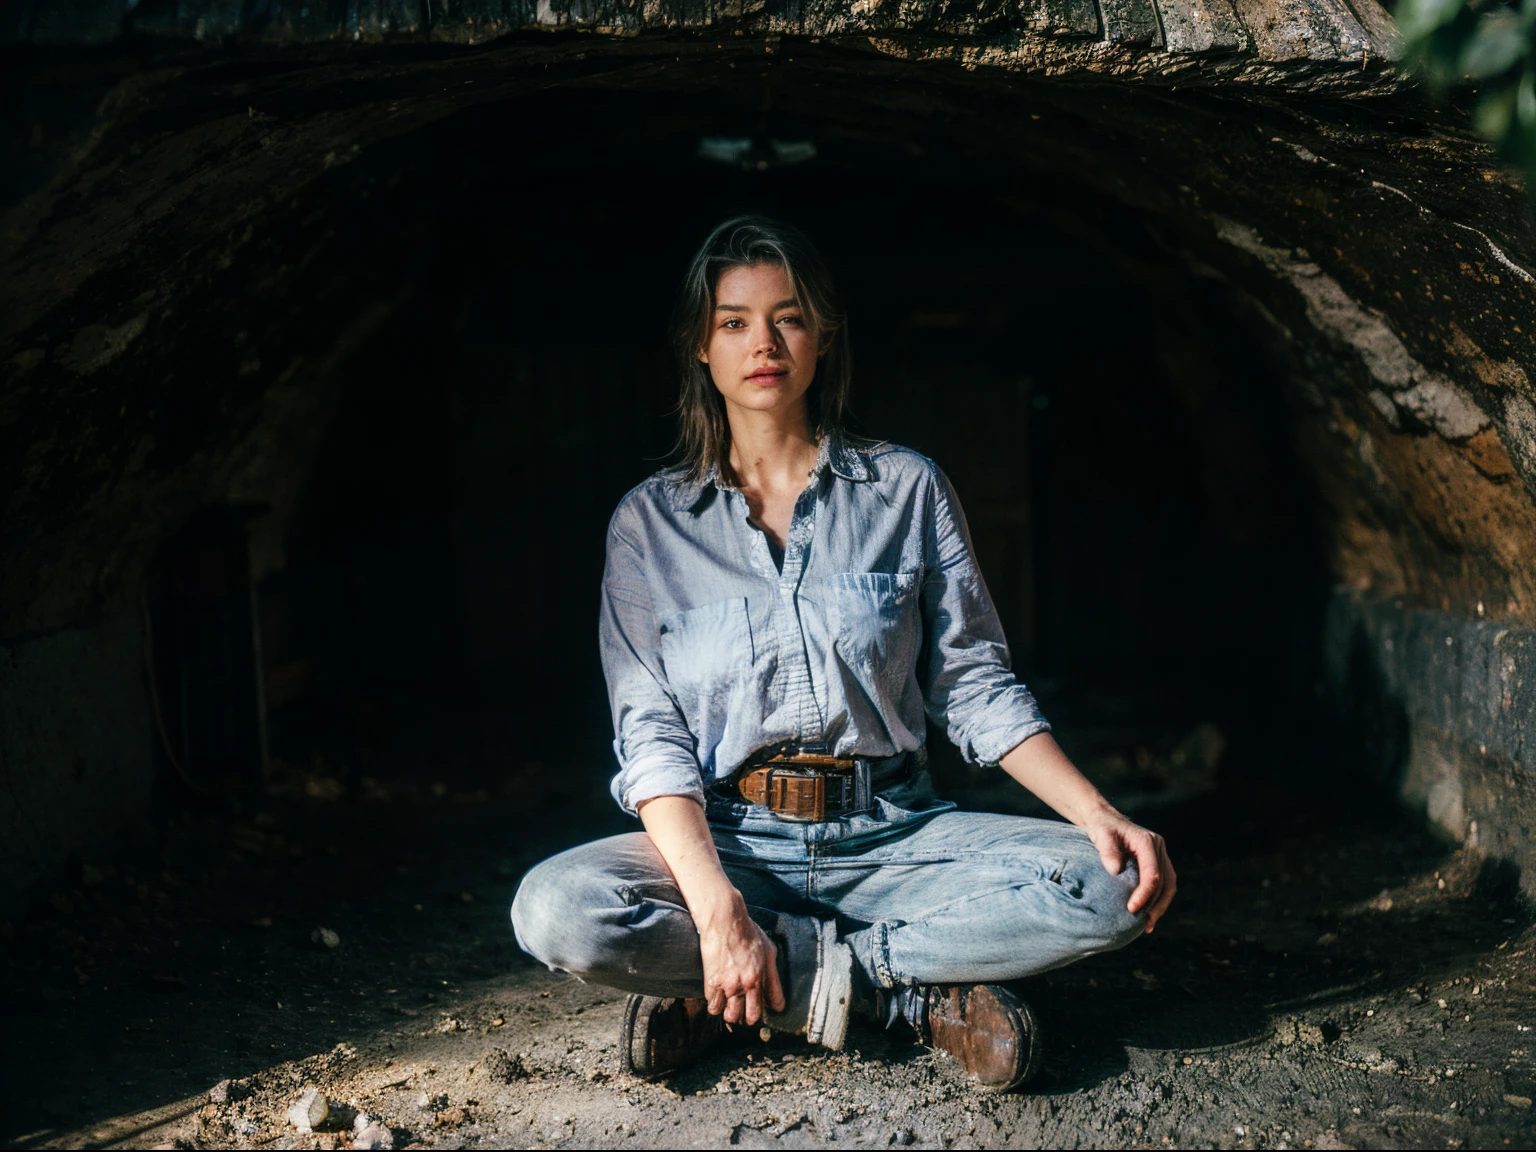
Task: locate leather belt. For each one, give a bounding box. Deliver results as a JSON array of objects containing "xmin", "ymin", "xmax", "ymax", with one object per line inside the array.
[{"xmin": 735, "ymin": 751, "xmax": 874, "ymax": 823}]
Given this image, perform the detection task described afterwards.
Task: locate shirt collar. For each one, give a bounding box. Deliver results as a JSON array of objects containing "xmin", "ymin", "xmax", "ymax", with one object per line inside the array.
[{"xmin": 667, "ymin": 431, "xmax": 874, "ymax": 513}]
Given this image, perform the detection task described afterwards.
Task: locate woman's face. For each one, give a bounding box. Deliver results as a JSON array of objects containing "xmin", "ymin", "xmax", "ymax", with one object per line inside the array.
[{"xmin": 700, "ymin": 263, "xmax": 819, "ymax": 421}]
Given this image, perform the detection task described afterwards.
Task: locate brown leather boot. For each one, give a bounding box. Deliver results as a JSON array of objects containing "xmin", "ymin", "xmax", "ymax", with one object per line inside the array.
[
  {"xmin": 619, "ymin": 995, "xmax": 723, "ymax": 1078},
  {"xmin": 916, "ymin": 984, "xmax": 1043, "ymax": 1091}
]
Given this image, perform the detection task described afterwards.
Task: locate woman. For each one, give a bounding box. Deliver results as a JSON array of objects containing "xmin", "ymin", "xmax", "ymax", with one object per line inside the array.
[{"xmin": 512, "ymin": 216, "xmax": 1176, "ymax": 1091}]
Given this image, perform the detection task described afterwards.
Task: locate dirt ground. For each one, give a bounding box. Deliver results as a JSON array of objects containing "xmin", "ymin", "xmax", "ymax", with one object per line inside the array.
[{"xmin": 4, "ymin": 710, "xmax": 1536, "ymax": 1150}]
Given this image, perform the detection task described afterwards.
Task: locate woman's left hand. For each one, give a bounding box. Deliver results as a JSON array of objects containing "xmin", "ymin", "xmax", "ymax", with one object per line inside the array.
[
  {"xmin": 997, "ymin": 733, "xmax": 1178, "ymax": 933},
  {"xmin": 1085, "ymin": 815, "xmax": 1177, "ymax": 933}
]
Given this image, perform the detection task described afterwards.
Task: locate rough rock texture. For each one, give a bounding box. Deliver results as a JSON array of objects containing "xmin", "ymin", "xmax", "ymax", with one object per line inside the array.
[
  {"xmin": 4, "ymin": 0, "xmax": 1405, "ymax": 91},
  {"xmin": 1326, "ymin": 590, "xmax": 1536, "ymax": 892}
]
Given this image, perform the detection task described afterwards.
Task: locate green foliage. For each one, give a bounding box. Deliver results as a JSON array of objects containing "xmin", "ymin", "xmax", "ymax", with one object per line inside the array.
[{"xmin": 1395, "ymin": 0, "xmax": 1536, "ymax": 179}]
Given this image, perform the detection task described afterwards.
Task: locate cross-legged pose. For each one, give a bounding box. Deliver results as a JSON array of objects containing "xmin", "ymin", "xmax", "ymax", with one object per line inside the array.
[{"xmin": 512, "ymin": 216, "xmax": 1177, "ymax": 1091}]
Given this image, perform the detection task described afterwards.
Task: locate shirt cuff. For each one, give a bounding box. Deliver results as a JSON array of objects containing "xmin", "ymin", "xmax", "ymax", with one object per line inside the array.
[
  {"xmin": 610, "ymin": 747, "xmax": 706, "ymax": 815},
  {"xmin": 968, "ymin": 689, "xmax": 1052, "ymax": 766}
]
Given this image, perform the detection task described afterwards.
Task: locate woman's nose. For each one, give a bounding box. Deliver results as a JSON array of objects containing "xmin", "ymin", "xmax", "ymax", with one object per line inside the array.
[{"xmin": 752, "ymin": 324, "xmax": 780, "ymax": 355}]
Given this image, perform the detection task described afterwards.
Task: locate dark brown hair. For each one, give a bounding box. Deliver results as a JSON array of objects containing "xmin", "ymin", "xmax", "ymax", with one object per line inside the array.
[{"xmin": 671, "ymin": 215, "xmax": 852, "ymax": 483}]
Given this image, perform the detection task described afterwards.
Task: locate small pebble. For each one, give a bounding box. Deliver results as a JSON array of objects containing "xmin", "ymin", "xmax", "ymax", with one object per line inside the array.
[
  {"xmin": 353, "ymin": 1114, "xmax": 395, "ymax": 1151},
  {"xmin": 311, "ymin": 926, "xmax": 341, "ymax": 949},
  {"xmin": 288, "ymin": 1087, "xmax": 328, "ymax": 1132}
]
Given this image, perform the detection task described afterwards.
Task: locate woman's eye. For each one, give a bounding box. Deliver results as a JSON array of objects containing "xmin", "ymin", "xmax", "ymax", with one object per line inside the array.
[
  {"xmin": 778, "ymin": 315, "xmax": 803, "ymax": 326},
  {"xmin": 723, "ymin": 318, "xmax": 744, "ymax": 328}
]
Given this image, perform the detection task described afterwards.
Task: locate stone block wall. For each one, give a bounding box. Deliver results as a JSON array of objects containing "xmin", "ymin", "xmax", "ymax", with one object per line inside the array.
[{"xmin": 1325, "ymin": 589, "xmax": 1536, "ymax": 893}]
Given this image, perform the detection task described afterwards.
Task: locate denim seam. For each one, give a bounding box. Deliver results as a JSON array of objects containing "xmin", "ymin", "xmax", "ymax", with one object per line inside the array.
[
  {"xmin": 871, "ymin": 921, "xmax": 899, "ymax": 989},
  {"xmin": 816, "ymin": 851, "xmax": 1054, "ymax": 871},
  {"xmin": 870, "ymin": 878, "xmax": 1094, "ymax": 989},
  {"xmin": 614, "ymin": 880, "xmax": 683, "ymax": 906},
  {"xmin": 873, "ymin": 876, "xmax": 1091, "ymax": 951}
]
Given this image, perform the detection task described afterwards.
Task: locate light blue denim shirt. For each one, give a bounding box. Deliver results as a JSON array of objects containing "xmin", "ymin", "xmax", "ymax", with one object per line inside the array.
[{"xmin": 600, "ymin": 433, "xmax": 1051, "ymax": 814}]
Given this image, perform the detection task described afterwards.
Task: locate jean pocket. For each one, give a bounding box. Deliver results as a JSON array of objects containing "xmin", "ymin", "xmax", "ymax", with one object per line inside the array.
[
  {"xmin": 659, "ymin": 597, "xmax": 754, "ymax": 703},
  {"xmin": 873, "ymin": 781, "xmax": 956, "ymax": 826},
  {"xmin": 832, "ymin": 571, "xmax": 920, "ymax": 680}
]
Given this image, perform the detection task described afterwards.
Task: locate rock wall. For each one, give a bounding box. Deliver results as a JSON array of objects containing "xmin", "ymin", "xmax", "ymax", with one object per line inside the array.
[
  {"xmin": 5, "ymin": 0, "xmax": 1404, "ymax": 90},
  {"xmin": 1325, "ymin": 590, "xmax": 1536, "ymax": 892}
]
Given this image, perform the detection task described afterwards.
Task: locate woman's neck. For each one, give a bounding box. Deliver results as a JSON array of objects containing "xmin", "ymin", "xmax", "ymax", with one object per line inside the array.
[{"xmin": 725, "ymin": 404, "xmax": 819, "ymax": 494}]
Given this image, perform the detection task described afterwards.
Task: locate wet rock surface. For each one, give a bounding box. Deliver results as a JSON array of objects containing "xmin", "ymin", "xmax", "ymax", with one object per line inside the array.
[{"xmin": 2, "ymin": 731, "xmax": 1535, "ymax": 1150}]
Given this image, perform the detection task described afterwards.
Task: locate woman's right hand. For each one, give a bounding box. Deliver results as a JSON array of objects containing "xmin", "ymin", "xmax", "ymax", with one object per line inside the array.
[
  {"xmin": 695, "ymin": 894, "xmax": 786, "ymax": 1025},
  {"xmin": 635, "ymin": 795, "xmax": 788, "ymax": 1026}
]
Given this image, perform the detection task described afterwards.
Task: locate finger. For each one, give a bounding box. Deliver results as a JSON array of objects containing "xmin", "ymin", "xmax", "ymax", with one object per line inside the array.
[
  {"xmin": 744, "ymin": 985, "xmax": 762, "ymax": 1025},
  {"xmin": 1146, "ymin": 852, "xmax": 1178, "ymax": 932},
  {"xmin": 1146, "ymin": 881, "xmax": 1177, "ymax": 932},
  {"xmin": 723, "ymin": 993, "xmax": 743, "ymax": 1025},
  {"xmin": 1094, "ymin": 828, "xmax": 1127, "ymax": 877},
  {"xmin": 706, "ymin": 986, "xmax": 726, "ymax": 1016},
  {"xmin": 1126, "ymin": 837, "xmax": 1162, "ymax": 914},
  {"xmin": 764, "ymin": 941, "xmax": 787, "ymax": 1012}
]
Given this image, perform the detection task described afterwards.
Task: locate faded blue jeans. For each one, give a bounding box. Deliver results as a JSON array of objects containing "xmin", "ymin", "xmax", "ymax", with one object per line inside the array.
[{"xmin": 512, "ymin": 777, "xmax": 1145, "ymax": 1001}]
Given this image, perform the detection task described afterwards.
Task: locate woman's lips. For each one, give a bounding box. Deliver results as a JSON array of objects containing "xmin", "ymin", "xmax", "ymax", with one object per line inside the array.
[{"xmin": 747, "ymin": 368, "xmax": 788, "ymax": 384}]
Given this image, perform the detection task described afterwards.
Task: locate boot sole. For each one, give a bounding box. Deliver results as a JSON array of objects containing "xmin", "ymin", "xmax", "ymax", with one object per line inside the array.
[
  {"xmin": 620, "ymin": 993, "xmax": 721, "ymax": 1079},
  {"xmin": 619, "ymin": 993, "xmax": 652, "ymax": 1078},
  {"xmin": 986, "ymin": 985, "xmax": 1043, "ymax": 1092},
  {"xmin": 928, "ymin": 983, "xmax": 1044, "ymax": 1093}
]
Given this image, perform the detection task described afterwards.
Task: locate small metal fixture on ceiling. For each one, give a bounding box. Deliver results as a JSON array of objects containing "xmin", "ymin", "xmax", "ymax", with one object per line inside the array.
[{"xmin": 697, "ymin": 137, "xmax": 817, "ymax": 171}]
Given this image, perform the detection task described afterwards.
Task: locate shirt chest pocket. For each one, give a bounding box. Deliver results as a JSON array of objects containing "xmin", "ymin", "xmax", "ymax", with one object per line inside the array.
[
  {"xmin": 658, "ymin": 598, "xmax": 754, "ymax": 699},
  {"xmin": 833, "ymin": 571, "xmax": 921, "ymax": 678}
]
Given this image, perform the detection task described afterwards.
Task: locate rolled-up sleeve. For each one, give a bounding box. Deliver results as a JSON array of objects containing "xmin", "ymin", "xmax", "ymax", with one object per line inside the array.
[
  {"xmin": 919, "ymin": 463, "xmax": 1051, "ymax": 765},
  {"xmin": 600, "ymin": 503, "xmax": 706, "ymax": 814}
]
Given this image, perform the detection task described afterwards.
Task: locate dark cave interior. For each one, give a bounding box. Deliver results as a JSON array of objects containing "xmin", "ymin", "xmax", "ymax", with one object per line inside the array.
[{"xmin": 236, "ymin": 89, "xmax": 1324, "ymax": 796}]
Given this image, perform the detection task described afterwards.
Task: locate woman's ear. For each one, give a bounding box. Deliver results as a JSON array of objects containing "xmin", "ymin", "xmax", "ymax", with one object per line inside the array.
[{"xmin": 697, "ymin": 344, "xmax": 710, "ymax": 365}]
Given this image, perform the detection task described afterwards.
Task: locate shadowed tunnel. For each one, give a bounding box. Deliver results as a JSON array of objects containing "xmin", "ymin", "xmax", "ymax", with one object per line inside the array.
[{"xmin": 3, "ymin": 11, "xmax": 1536, "ymax": 1149}]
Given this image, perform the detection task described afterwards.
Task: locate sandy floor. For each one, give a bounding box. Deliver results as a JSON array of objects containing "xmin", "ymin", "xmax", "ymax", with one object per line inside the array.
[{"xmin": 4, "ymin": 749, "xmax": 1536, "ymax": 1150}]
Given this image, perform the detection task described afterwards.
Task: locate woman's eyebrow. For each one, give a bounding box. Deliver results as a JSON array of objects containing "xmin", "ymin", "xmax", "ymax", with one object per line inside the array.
[{"xmin": 714, "ymin": 298, "xmax": 801, "ymax": 312}]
